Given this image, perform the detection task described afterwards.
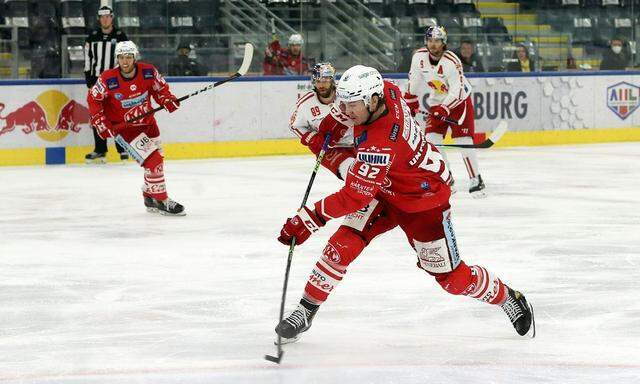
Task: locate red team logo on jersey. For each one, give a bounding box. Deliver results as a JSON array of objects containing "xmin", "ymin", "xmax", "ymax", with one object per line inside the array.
[{"xmin": 607, "ymin": 82, "xmax": 640, "ymax": 120}]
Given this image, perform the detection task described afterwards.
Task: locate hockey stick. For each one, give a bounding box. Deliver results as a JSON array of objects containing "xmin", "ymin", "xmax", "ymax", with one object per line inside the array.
[
  {"xmin": 435, "ymin": 120, "xmax": 508, "ymax": 149},
  {"xmin": 418, "ymin": 109, "xmax": 508, "ymax": 149},
  {"xmin": 418, "ymin": 109, "xmax": 460, "ymax": 126},
  {"xmin": 265, "ymin": 133, "xmax": 333, "ymax": 365},
  {"xmin": 128, "ymin": 43, "xmax": 254, "ymax": 122}
]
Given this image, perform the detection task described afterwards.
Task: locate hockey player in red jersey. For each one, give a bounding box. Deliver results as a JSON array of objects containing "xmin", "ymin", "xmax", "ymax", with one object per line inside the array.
[
  {"xmin": 278, "ymin": 63, "xmax": 397, "ymax": 343},
  {"xmin": 404, "ymin": 26, "xmax": 486, "ymax": 197},
  {"xmin": 263, "ymin": 33, "xmax": 311, "ymax": 76},
  {"xmin": 276, "ymin": 65, "xmax": 535, "ymax": 343},
  {"xmin": 87, "ymin": 41, "xmax": 185, "ymax": 215}
]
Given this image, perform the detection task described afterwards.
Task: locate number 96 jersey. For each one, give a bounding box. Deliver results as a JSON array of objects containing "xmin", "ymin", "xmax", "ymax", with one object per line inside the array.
[{"xmin": 315, "ymin": 81, "xmax": 452, "ymax": 220}]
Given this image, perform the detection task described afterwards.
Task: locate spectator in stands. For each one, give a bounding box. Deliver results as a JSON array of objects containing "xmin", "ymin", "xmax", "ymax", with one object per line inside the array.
[
  {"xmin": 83, "ymin": 5, "xmax": 129, "ymax": 163},
  {"xmin": 507, "ymin": 44, "xmax": 535, "ymax": 72},
  {"xmin": 169, "ymin": 42, "xmax": 205, "ymax": 76},
  {"xmin": 453, "ymin": 39, "xmax": 485, "ymax": 73},
  {"xmin": 263, "ymin": 33, "xmax": 311, "ymax": 75},
  {"xmin": 600, "ymin": 37, "xmax": 631, "ymax": 70}
]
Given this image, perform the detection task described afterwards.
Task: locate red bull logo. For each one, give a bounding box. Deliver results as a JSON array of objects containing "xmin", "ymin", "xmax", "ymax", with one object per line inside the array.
[
  {"xmin": 607, "ymin": 82, "xmax": 640, "ymax": 120},
  {"xmin": 0, "ymin": 90, "xmax": 90, "ymax": 141}
]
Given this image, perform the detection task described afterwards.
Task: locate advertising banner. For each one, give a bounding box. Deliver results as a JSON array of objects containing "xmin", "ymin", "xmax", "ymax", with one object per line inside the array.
[{"xmin": 0, "ymin": 73, "xmax": 639, "ymax": 150}]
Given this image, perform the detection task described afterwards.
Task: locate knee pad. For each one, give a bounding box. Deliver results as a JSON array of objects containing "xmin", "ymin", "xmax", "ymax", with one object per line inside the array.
[
  {"xmin": 434, "ymin": 261, "xmax": 474, "ymax": 295},
  {"xmin": 322, "ymin": 226, "xmax": 366, "ymax": 268}
]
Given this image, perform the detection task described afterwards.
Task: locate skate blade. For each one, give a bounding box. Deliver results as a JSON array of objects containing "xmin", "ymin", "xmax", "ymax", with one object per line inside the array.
[
  {"xmin": 526, "ymin": 302, "xmax": 536, "ymax": 339},
  {"xmin": 146, "ymin": 207, "xmax": 159, "ymax": 213},
  {"xmin": 274, "ymin": 335, "xmax": 300, "ymax": 345},
  {"xmin": 470, "ymin": 190, "xmax": 487, "ymax": 199},
  {"xmin": 85, "ymin": 158, "xmax": 107, "ymax": 165},
  {"xmin": 159, "ymin": 210, "xmax": 187, "ymax": 217}
]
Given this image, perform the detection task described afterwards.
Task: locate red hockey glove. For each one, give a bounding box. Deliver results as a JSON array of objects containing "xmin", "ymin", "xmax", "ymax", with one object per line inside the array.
[
  {"xmin": 317, "ymin": 114, "xmax": 350, "ymax": 146},
  {"xmin": 403, "ymin": 92, "xmax": 419, "ymax": 116},
  {"xmin": 430, "ymin": 104, "xmax": 450, "ymax": 119},
  {"xmin": 162, "ymin": 95, "xmax": 180, "ymax": 113},
  {"xmin": 300, "ymin": 131, "xmax": 324, "ymax": 154},
  {"xmin": 91, "ymin": 114, "xmax": 114, "ymax": 139},
  {"xmin": 278, "ymin": 206, "xmax": 327, "ymax": 246}
]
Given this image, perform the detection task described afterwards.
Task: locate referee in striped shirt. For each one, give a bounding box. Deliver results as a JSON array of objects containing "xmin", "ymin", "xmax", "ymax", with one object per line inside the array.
[{"xmin": 83, "ymin": 5, "xmax": 129, "ymax": 163}]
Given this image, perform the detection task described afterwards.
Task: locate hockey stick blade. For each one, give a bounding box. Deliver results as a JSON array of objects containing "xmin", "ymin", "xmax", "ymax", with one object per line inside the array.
[
  {"xmin": 264, "ymin": 352, "xmax": 283, "ymax": 364},
  {"xmin": 436, "ymin": 121, "xmax": 508, "ymax": 149},
  {"xmin": 237, "ymin": 43, "xmax": 254, "ymax": 76}
]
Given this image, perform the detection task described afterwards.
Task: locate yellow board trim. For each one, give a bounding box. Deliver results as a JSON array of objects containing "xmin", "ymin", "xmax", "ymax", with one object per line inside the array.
[
  {"xmin": 1, "ymin": 129, "xmax": 639, "ymax": 166},
  {"xmin": 0, "ymin": 147, "xmax": 45, "ymax": 166},
  {"xmin": 493, "ymin": 128, "xmax": 640, "ymax": 147}
]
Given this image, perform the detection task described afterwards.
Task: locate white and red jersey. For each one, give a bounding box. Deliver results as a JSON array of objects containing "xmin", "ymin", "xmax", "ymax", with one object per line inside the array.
[
  {"xmin": 314, "ymin": 81, "xmax": 452, "ymax": 220},
  {"xmin": 87, "ymin": 61, "xmax": 176, "ymax": 128},
  {"xmin": 290, "ymin": 90, "xmax": 354, "ymax": 148},
  {"xmin": 406, "ymin": 48, "xmax": 472, "ymax": 111}
]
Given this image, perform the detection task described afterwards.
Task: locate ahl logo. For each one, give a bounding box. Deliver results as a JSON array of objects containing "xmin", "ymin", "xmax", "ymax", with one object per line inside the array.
[
  {"xmin": 0, "ymin": 90, "xmax": 90, "ymax": 141},
  {"xmin": 607, "ymin": 82, "xmax": 640, "ymax": 120}
]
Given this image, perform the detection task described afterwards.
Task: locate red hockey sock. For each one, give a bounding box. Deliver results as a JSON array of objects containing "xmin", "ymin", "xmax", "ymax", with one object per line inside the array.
[
  {"xmin": 142, "ymin": 151, "xmax": 168, "ymax": 201},
  {"xmin": 466, "ymin": 265, "xmax": 507, "ymax": 305},
  {"xmin": 435, "ymin": 261, "xmax": 507, "ymax": 305},
  {"xmin": 302, "ymin": 226, "xmax": 366, "ymax": 305}
]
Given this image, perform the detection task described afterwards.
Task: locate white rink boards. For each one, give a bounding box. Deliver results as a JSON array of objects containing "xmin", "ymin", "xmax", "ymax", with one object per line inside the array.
[{"xmin": 0, "ymin": 143, "xmax": 639, "ymax": 384}]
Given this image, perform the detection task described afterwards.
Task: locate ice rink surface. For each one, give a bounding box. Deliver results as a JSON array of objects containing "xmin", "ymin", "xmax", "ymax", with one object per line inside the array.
[{"xmin": 1, "ymin": 142, "xmax": 639, "ymax": 384}]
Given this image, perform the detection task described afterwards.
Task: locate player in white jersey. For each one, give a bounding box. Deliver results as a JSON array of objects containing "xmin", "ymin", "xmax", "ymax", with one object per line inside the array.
[
  {"xmin": 404, "ymin": 26, "xmax": 486, "ymax": 198},
  {"xmin": 290, "ymin": 62, "xmax": 354, "ymax": 179}
]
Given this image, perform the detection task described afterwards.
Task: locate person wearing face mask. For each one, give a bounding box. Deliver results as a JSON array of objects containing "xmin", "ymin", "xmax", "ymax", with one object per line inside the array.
[{"xmin": 600, "ymin": 37, "xmax": 631, "ymax": 70}]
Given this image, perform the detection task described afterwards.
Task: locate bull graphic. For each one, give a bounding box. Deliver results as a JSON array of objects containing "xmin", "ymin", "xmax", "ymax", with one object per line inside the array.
[
  {"xmin": 0, "ymin": 101, "xmax": 48, "ymax": 135},
  {"xmin": 56, "ymin": 100, "xmax": 90, "ymax": 132}
]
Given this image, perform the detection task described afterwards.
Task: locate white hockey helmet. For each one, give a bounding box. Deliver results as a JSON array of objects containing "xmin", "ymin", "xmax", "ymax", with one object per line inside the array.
[
  {"xmin": 336, "ymin": 65, "xmax": 384, "ymax": 108},
  {"xmin": 288, "ymin": 33, "xmax": 304, "ymax": 46},
  {"xmin": 115, "ymin": 41, "xmax": 139, "ymax": 59}
]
